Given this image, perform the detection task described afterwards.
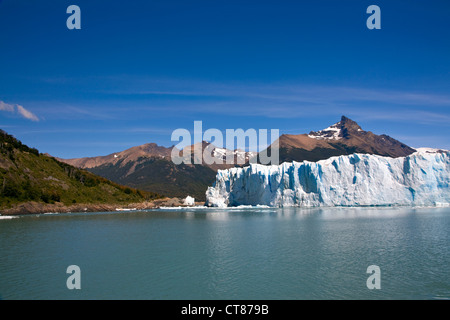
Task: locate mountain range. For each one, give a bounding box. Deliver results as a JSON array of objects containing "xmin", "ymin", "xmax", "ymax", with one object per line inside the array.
[
  {"xmin": 59, "ymin": 141, "xmax": 256, "ymax": 201},
  {"xmin": 58, "ymin": 116, "xmax": 416, "ymax": 200}
]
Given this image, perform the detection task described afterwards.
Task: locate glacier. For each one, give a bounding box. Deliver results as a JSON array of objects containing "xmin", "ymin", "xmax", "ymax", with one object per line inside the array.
[{"xmin": 205, "ymin": 150, "xmax": 450, "ymax": 208}]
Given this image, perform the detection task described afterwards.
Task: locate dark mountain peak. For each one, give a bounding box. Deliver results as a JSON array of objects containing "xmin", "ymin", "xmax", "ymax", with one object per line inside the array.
[
  {"xmin": 140, "ymin": 142, "xmax": 172, "ymax": 154},
  {"xmin": 200, "ymin": 140, "xmax": 213, "ymax": 148},
  {"xmin": 273, "ymin": 116, "xmax": 417, "ymax": 163},
  {"xmin": 144, "ymin": 142, "xmax": 159, "ymax": 148},
  {"xmin": 308, "ymin": 116, "xmax": 363, "ymax": 140},
  {"xmin": 184, "ymin": 140, "xmax": 214, "ymax": 152},
  {"xmin": 339, "ymin": 116, "xmax": 362, "ymax": 131},
  {"xmin": 338, "ymin": 116, "xmax": 363, "ymax": 138}
]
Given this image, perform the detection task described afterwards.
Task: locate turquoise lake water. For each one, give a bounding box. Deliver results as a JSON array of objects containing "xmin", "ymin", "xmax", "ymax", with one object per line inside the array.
[{"xmin": 0, "ymin": 206, "xmax": 449, "ymax": 300}]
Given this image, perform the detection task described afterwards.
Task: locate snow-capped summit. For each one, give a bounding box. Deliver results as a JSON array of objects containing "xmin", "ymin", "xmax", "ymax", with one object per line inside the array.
[
  {"xmin": 307, "ymin": 116, "xmax": 362, "ymax": 140},
  {"xmin": 256, "ymin": 116, "xmax": 416, "ymax": 165},
  {"xmin": 307, "ymin": 124, "xmax": 342, "ymax": 140}
]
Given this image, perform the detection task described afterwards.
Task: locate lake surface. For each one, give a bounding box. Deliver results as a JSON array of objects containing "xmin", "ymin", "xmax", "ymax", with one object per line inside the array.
[{"xmin": 0, "ymin": 206, "xmax": 449, "ymax": 300}]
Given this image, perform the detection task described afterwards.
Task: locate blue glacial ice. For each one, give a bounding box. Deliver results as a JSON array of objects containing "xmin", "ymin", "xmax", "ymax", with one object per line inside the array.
[{"xmin": 205, "ymin": 150, "xmax": 450, "ymax": 208}]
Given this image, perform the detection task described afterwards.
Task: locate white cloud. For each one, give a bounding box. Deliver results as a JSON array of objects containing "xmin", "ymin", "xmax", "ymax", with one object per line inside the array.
[
  {"xmin": 0, "ymin": 101, "xmax": 39, "ymax": 121},
  {"xmin": 0, "ymin": 101, "xmax": 15, "ymax": 112},
  {"xmin": 16, "ymin": 105, "xmax": 39, "ymax": 122}
]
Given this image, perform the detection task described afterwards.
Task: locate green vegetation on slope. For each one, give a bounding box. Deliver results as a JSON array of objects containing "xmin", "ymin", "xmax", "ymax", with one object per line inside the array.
[
  {"xmin": 88, "ymin": 157, "xmax": 217, "ymax": 201},
  {"xmin": 0, "ymin": 130, "xmax": 162, "ymax": 209}
]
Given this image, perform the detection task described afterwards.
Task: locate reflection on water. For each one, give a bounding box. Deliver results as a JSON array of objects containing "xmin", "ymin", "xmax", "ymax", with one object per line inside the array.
[{"xmin": 0, "ymin": 206, "xmax": 449, "ymax": 300}]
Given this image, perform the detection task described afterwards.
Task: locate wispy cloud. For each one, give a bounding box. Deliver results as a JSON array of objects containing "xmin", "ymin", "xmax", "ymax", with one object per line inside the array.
[
  {"xmin": 0, "ymin": 101, "xmax": 40, "ymax": 121},
  {"xmin": 93, "ymin": 76, "xmax": 450, "ymax": 105},
  {"xmin": 16, "ymin": 105, "xmax": 39, "ymax": 121},
  {"xmin": 0, "ymin": 101, "xmax": 15, "ymax": 112},
  {"xmin": 26, "ymin": 76, "xmax": 450, "ymax": 126},
  {"xmin": 84, "ymin": 76, "xmax": 450, "ymax": 122}
]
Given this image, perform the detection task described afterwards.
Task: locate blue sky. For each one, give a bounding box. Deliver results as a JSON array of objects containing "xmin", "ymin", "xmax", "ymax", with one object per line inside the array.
[{"xmin": 1, "ymin": 0, "xmax": 449, "ymax": 158}]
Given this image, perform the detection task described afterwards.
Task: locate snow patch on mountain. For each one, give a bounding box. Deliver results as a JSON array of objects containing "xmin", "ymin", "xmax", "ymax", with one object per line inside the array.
[
  {"xmin": 308, "ymin": 122, "xmax": 342, "ymax": 140},
  {"xmin": 213, "ymin": 147, "xmax": 257, "ymax": 162}
]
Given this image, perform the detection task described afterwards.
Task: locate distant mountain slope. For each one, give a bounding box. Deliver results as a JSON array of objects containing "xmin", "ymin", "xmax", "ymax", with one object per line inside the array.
[
  {"xmin": 87, "ymin": 157, "xmax": 217, "ymax": 201},
  {"xmin": 60, "ymin": 141, "xmax": 255, "ymax": 201},
  {"xmin": 0, "ymin": 130, "xmax": 160, "ymax": 211},
  {"xmin": 61, "ymin": 141, "xmax": 255, "ymax": 171},
  {"xmin": 61, "ymin": 143, "xmax": 173, "ymax": 169},
  {"xmin": 256, "ymin": 116, "xmax": 415, "ymax": 164}
]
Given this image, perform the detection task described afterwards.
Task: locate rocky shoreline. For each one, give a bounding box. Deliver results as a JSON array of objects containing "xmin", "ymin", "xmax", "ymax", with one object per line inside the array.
[{"xmin": 0, "ymin": 197, "xmax": 205, "ymax": 216}]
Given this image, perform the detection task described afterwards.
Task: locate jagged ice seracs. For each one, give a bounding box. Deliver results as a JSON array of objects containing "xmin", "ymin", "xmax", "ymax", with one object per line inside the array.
[{"xmin": 205, "ymin": 150, "xmax": 450, "ymax": 207}]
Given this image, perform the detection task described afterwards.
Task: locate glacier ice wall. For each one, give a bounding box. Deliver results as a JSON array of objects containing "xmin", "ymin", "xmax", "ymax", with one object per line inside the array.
[{"xmin": 205, "ymin": 151, "xmax": 450, "ymax": 207}]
